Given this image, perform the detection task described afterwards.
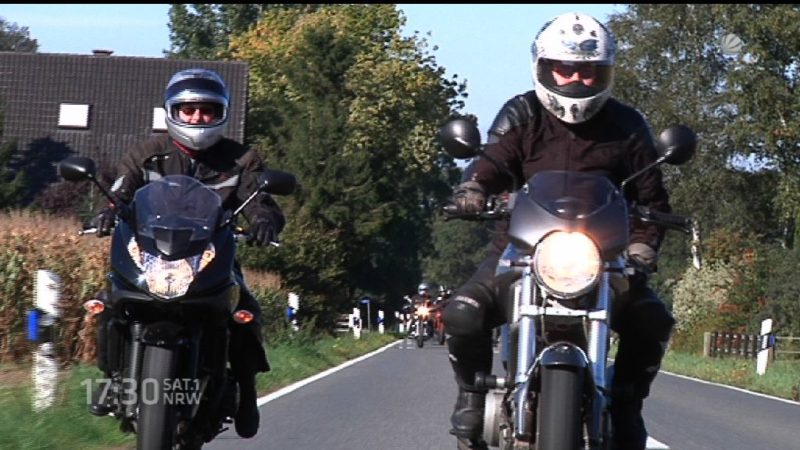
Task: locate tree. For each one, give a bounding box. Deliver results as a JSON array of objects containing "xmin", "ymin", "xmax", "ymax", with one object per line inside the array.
[
  {"xmin": 608, "ymin": 5, "xmax": 800, "ymax": 333},
  {"xmin": 609, "ymin": 5, "xmax": 800, "ymax": 248},
  {"xmin": 0, "ymin": 17, "xmax": 38, "ymax": 52},
  {"xmin": 0, "ymin": 107, "xmax": 27, "ymax": 208},
  {"xmin": 0, "ymin": 139, "xmax": 27, "ymax": 208},
  {"xmin": 231, "ymin": 5, "xmax": 466, "ymax": 324},
  {"xmin": 422, "ymin": 213, "xmax": 490, "ymax": 289},
  {"xmin": 166, "ymin": 4, "xmax": 319, "ymax": 59}
]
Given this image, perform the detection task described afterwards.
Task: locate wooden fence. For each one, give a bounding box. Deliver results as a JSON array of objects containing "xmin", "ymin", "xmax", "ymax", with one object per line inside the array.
[{"xmin": 703, "ymin": 331, "xmax": 800, "ymax": 359}]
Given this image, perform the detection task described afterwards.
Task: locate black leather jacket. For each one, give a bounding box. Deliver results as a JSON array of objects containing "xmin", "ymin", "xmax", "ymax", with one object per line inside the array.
[
  {"xmin": 107, "ymin": 134, "xmax": 285, "ymax": 231},
  {"xmin": 463, "ymin": 91, "xmax": 670, "ymax": 253}
]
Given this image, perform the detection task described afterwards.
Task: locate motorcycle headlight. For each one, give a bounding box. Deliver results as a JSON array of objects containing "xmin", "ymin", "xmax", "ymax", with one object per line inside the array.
[
  {"xmin": 533, "ymin": 231, "xmax": 601, "ymax": 299},
  {"xmin": 127, "ymin": 238, "xmax": 216, "ymax": 299},
  {"xmin": 416, "ymin": 306, "xmax": 430, "ymax": 317}
]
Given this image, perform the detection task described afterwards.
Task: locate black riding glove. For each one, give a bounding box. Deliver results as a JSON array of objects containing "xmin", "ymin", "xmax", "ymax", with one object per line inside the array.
[
  {"xmin": 250, "ymin": 218, "xmax": 278, "ymax": 247},
  {"xmin": 92, "ymin": 206, "xmax": 118, "ymax": 237},
  {"xmin": 449, "ymin": 181, "xmax": 487, "ymax": 214}
]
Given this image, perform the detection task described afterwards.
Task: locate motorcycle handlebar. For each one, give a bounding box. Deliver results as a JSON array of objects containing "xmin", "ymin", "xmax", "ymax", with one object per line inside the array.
[
  {"xmin": 634, "ymin": 205, "xmax": 693, "ymax": 234},
  {"xmin": 77, "ymin": 227, "xmax": 280, "ymax": 247}
]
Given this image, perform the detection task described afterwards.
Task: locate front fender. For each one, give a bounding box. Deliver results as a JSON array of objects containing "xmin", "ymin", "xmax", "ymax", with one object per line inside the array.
[
  {"xmin": 140, "ymin": 321, "xmax": 188, "ymax": 346},
  {"xmin": 539, "ymin": 342, "xmax": 589, "ymax": 369}
]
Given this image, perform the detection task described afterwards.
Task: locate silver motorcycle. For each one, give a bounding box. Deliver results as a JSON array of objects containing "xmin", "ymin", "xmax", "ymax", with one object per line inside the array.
[{"xmin": 438, "ymin": 118, "xmax": 700, "ymax": 450}]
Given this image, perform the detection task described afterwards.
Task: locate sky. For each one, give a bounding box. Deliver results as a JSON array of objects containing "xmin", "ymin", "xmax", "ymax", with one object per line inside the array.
[{"xmin": 2, "ymin": 4, "xmax": 622, "ymax": 139}]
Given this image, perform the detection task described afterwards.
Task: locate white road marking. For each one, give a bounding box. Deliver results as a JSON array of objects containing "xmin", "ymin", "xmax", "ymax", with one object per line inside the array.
[{"xmin": 256, "ymin": 340, "xmax": 400, "ymax": 406}]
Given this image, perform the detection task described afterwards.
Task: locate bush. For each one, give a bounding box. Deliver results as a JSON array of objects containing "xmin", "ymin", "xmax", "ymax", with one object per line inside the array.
[
  {"xmin": 670, "ymin": 260, "xmax": 734, "ymax": 352},
  {"xmin": 0, "ymin": 210, "xmax": 109, "ymax": 363}
]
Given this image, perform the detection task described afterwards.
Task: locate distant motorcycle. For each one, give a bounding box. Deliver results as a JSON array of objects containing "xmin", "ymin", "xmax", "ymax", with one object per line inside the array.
[
  {"xmin": 432, "ymin": 289, "xmax": 451, "ymax": 346},
  {"xmin": 439, "ymin": 118, "xmax": 700, "ymax": 450},
  {"xmin": 58, "ymin": 156, "xmax": 296, "ymax": 450},
  {"xmin": 404, "ymin": 296, "xmax": 434, "ymax": 348}
]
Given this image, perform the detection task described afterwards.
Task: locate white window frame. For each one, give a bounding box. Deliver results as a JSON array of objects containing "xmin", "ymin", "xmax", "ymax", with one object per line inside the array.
[
  {"xmin": 152, "ymin": 106, "xmax": 167, "ymax": 132},
  {"xmin": 57, "ymin": 103, "xmax": 91, "ymax": 129}
]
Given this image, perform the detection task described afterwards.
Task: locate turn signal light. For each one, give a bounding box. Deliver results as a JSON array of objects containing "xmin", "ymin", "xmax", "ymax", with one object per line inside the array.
[
  {"xmin": 83, "ymin": 299, "xmax": 105, "ymax": 315},
  {"xmin": 233, "ymin": 310, "xmax": 254, "ymax": 324}
]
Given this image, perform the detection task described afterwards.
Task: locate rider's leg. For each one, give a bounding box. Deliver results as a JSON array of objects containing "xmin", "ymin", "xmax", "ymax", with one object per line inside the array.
[{"xmin": 610, "ymin": 282, "xmax": 675, "ymax": 450}]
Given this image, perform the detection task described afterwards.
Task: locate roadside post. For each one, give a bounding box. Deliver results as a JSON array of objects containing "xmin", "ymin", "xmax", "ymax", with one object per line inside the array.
[
  {"xmin": 377, "ymin": 310, "xmax": 385, "ymax": 334},
  {"xmin": 396, "ymin": 311, "xmax": 404, "ymax": 333},
  {"xmin": 756, "ymin": 318, "xmax": 775, "ymax": 375},
  {"xmin": 359, "ymin": 297, "xmax": 371, "ymax": 332},
  {"xmin": 287, "ymin": 292, "xmax": 300, "ymax": 332},
  {"xmin": 27, "ymin": 269, "xmax": 62, "ymax": 411},
  {"xmin": 350, "ymin": 307, "xmax": 362, "ymax": 339}
]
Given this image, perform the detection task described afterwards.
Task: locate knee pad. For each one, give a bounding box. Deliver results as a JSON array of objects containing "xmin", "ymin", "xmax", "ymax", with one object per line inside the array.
[
  {"xmin": 615, "ymin": 286, "xmax": 675, "ymax": 342},
  {"xmin": 443, "ymin": 295, "xmax": 485, "ymax": 336}
]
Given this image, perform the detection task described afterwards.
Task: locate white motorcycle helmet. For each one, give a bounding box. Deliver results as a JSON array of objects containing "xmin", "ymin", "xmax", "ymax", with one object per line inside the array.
[
  {"xmin": 164, "ymin": 68, "xmax": 230, "ymax": 151},
  {"xmin": 531, "ymin": 12, "xmax": 617, "ymax": 124}
]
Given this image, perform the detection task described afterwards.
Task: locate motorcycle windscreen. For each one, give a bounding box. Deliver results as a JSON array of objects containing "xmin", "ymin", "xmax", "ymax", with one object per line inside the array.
[
  {"xmin": 527, "ymin": 171, "xmax": 616, "ymax": 219},
  {"xmin": 509, "ymin": 170, "xmax": 629, "ymax": 258},
  {"xmin": 133, "ymin": 175, "xmax": 222, "ymax": 258}
]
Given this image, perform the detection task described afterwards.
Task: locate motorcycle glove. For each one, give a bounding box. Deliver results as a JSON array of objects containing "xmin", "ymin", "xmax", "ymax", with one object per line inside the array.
[
  {"xmin": 92, "ymin": 206, "xmax": 118, "ymax": 237},
  {"xmin": 627, "ymin": 242, "xmax": 658, "ymax": 275},
  {"xmin": 450, "ymin": 181, "xmax": 487, "ymax": 214},
  {"xmin": 250, "ymin": 218, "xmax": 277, "ymax": 247}
]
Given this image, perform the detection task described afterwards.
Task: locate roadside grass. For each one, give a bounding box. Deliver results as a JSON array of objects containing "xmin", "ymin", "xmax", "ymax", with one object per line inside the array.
[
  {"xmin": 661, "ymin": 350, "xmax": 800, "ymax": 401},
  {"xmin": 0, "ymin": 331, "xmax": 397, "ymax": 450}
]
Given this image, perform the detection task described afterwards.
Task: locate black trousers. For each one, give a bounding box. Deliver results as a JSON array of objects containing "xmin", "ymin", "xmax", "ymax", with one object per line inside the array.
[
  {"xmin": 96, "ymin": 260, "xmax": 270, "ymax": 379},
  {"xmin": 442, "ymin": 247, "xmax": 675, "ymax": 400}
]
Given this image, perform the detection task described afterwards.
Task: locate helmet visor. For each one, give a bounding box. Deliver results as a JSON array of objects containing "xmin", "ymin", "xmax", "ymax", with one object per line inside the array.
[
  {"xmin": 170, "ymin": 102, "xmax": 226, "ymax": 125},
  {"xmin": 537, "ymin": 59, "xmax": 613, "ymax": 98}
]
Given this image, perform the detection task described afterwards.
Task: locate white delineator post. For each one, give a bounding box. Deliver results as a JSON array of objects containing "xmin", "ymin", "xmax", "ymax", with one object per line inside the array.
[
  {"xmin": 377, "ymin": 310, "xmax": 385, "ymax": 334},
  {"xmin": 396, "ymin": 311, "xmax": 404, "ymax": 333},
  {"xmin": 287, "ymin": 292, "xmax": 300, "ymax": 332},
  {"xmin": 30, "ymin": 269, "xmax": 62, "ymax": 411},
  {"xmin": 756, "ymin": 318, "xmax": 774, "ymax": 376},
  {"xmin": 350, "ymin": 307, "xmax": 362, "ymax": 339}
]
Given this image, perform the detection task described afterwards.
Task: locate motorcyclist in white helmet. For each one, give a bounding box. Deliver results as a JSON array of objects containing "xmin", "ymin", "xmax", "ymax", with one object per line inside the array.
[{"xmin": 444, "ymin": 12, "xmax": 674, "ymax": 450}]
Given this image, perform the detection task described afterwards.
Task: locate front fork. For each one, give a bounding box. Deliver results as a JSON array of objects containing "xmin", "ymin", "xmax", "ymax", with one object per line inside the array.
[{"xmin": 509, "ymin": 267, "xmax": 613, "ymax": 442}]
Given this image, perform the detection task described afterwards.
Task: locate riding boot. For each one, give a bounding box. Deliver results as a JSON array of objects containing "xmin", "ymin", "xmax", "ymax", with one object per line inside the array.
[
  {"xmin": 89, "ymin": 306, "xmax": 114, "ymax": 416},
  {"xmin": 610, "ymin": 395, "xmax": 646, "ymax": 450},
  {"xmin": 234, "ymin": 372, "xmax": 260, "ymax": 438},
  {"xmin": 88, "ymin": 381, "xmax": 114, "ymax": 416},
  {"xmin": 448, "ymin": 334, "xmax": 493, "ymax": 440},
  {"xmin": 451, "ymin": 388, "xmax": 487, "ymax": 439}
]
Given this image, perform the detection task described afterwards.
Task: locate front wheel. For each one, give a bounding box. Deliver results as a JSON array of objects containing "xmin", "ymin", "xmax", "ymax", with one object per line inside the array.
[
  {"xmin": 416, "ymin": 319, "xmax": 425, "ymax": 348},
  {"xmin": 535, "ymin": 366, "xmax": 584, "ymax": 450},
  {"xmin": 137, "ymin": 345, "xmax": 179, "ymax": 450}
]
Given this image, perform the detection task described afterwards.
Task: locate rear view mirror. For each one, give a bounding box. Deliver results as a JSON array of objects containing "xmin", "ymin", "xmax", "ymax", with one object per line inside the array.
[
  {"xmin": 438, "ymin": 118, "xmax": 481, "ymax": 159},
  {"xmin": 657, "ymin": 125, "xmax": 696, "ymax": 166},
  {"xmin": 58, "ymin": 156, "xmax": 97, "ymax": 182},
  {"xmin": 258, "ymin": 169, "xmax": 297, "ymax": 196}
]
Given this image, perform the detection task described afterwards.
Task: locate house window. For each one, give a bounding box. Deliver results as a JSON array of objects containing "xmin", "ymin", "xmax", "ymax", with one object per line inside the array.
[
  {"xmin": 152, "ymin": 107, "xmax": 167, "ymax": 132},
  {"xmin": 57, "ymin": 103, "xmax": 91, "ymax": 129}
]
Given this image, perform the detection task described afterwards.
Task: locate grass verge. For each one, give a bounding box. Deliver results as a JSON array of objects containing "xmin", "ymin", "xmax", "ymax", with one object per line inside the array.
[{"xmin": 661, "ymin": 350, "xmax": 800, "ymax": 401}]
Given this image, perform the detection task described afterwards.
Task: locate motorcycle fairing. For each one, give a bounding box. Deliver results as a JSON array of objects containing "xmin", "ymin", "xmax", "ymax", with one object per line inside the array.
[{"xmin": 507, "ymin": 171, "xmax": 630, "ymax": 259}]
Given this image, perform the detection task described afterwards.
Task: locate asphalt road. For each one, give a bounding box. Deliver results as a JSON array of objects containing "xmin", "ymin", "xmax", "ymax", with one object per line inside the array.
[{"xmin": 206, "ymin": 337, "xmax": 800, "ymax": 450}]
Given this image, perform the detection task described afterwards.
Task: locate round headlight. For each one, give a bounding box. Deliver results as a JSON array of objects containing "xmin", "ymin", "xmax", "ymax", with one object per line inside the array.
[{"xmin": 533, "ymin": 231, "xmax": 601, "ymax": 299}]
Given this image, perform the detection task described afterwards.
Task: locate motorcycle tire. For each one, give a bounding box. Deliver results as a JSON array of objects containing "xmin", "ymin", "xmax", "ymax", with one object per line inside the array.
[
  {"xmin": 417, "ymin": 320, "xmax": 425, "ymax": 348},
  {"xmin": 438, "ymin": 330, "xmax": 446, "ymax": 345},
  {"xmin": 535, "ymin": 365, "xmax": 584, "ymax": 450},
  {"xmin": 137, "ymin": 345, "xmax": 179, "ymax": 450}
]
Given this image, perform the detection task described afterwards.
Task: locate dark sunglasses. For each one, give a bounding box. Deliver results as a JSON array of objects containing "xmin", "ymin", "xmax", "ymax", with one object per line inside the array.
[
  {"xmin": 551, "ymin": 62, "xmax": 596, "ymax": 79},
  {"xmin": 177, "ymin": 105, "xmax": 216, "ymax": 116}
]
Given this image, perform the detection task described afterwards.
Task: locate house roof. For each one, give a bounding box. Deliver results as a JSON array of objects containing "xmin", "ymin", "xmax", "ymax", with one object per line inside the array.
[{"xmin": 0, "ymin": 51, "xmax": 248, "ymax": 165}]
